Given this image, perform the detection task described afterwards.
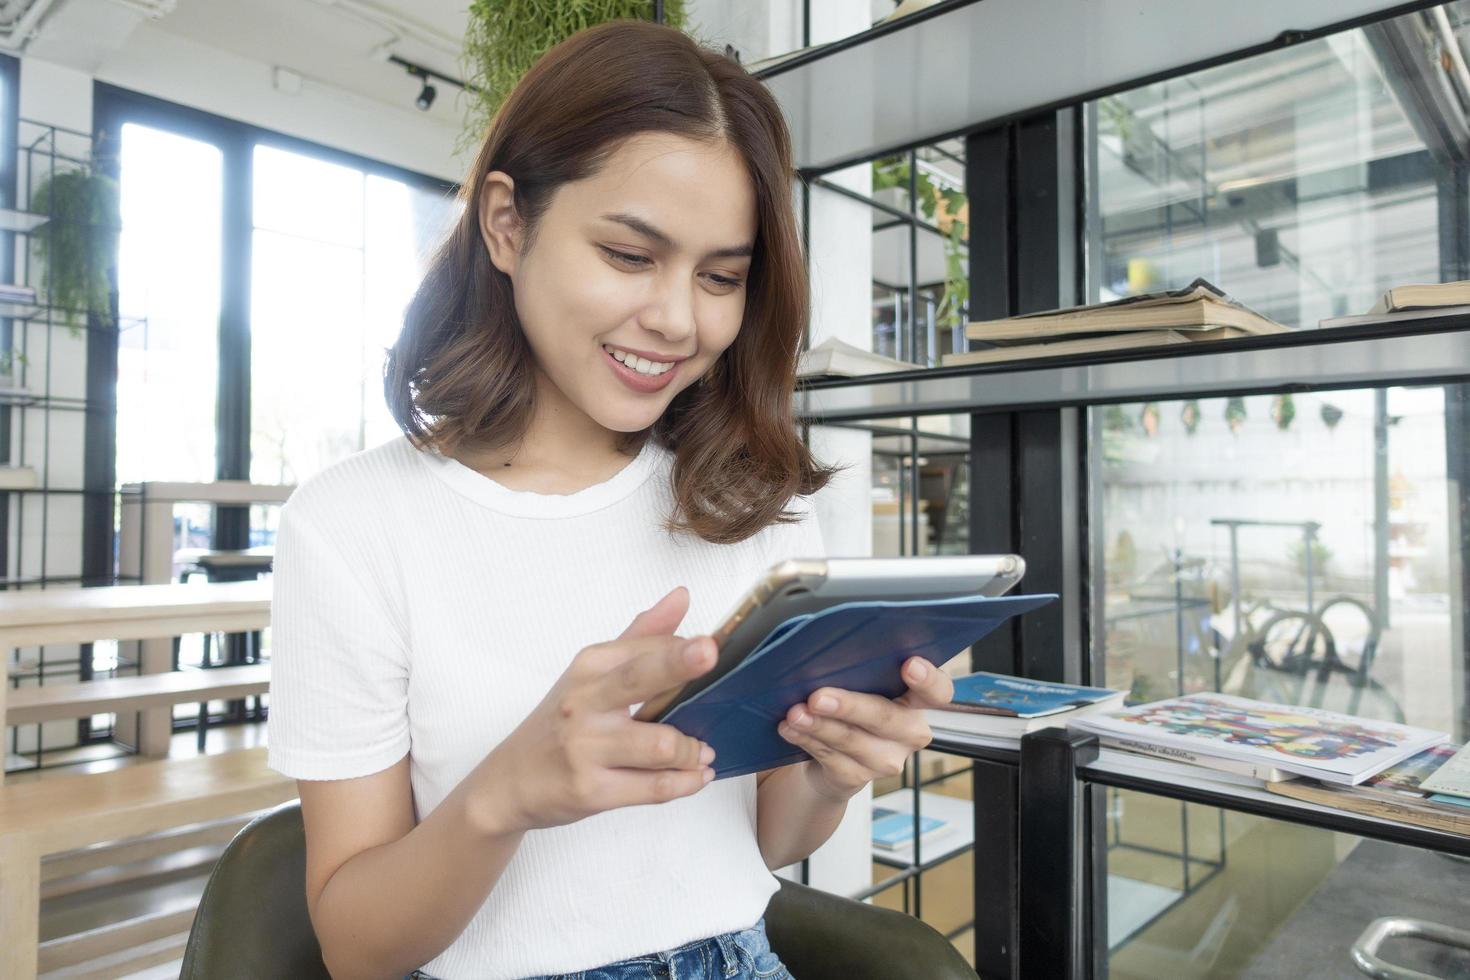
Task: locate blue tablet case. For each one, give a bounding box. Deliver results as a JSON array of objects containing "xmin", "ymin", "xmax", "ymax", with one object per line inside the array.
[{"xmin": 659, "ymin": 591, "xmax": 1058, "ymax": 779}]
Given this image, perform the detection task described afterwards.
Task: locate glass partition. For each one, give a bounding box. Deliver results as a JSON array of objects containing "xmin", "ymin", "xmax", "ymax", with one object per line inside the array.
[
  {"xmin": 1087, "ymin": 1, "xmax": 1470, "ymax": 328},
  {"xmin": 1104, "ymin": 791, "xmax": 1470, "ymax": 978}
]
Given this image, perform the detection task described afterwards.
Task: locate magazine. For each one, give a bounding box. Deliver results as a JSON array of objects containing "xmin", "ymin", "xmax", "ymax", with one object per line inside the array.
[
  {"xmin": 870, "ymin": 807, "xmax": 953, "ymax": 851},
  {"xmin": 925, "ymin": 673, "xmax": 1126, "ymax": 738},
  {"xmin": 1068, "ymin": 693, "xmax": 1447, "ymax": 786},
  {"xmin": 1418, "ymin": 742, "xmax": 1470, "ymax": 798},
  {"xmin": 944, "ymin": 673, "xmax": 1125, "ymax": 717}
]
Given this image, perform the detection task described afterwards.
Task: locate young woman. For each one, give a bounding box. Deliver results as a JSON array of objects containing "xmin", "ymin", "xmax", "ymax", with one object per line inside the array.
[{"xmin": 266, "ymin": 20, "xmax": 954, "ymax": 980}]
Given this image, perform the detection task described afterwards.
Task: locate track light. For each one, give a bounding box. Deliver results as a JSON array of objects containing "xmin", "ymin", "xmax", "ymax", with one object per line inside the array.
[{"xmin": 415, "ymin": 81, "xmax": 437, "ymax": 110}]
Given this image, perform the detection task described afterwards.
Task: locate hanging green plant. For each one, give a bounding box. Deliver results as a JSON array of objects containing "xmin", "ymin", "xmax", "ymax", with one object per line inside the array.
[
  {"xmin": 1270, "ymin": 393, "xmax": 1296, "ymax": 431},
  {"xmin": 31, "ymin": 165, "xmax": 120, "ymax": 333},
  {"xmin": 1320, "ymin": 402, "xmax": 1344, "ymax": 430},
  {"xmin": 460, "ymin": 0, "xmax": 688, "ymax": 154},
  {"xmin": 1224, "ymin": 396, "xmax": 1247, "ymax": 434},
  {"xmin": 1180, "ymin": 399, "xmax": 1201, "ymax": 435},
  {"xmin": 872, "ymin": 154, "xmax": 969, "ymax": 334},
  {"xmin": 1103, "ymin": 404, "xmax": 1132, "ymax": 432},
  {"xmin": 1140, "ymin": 402, "xmax": 1160, "ymax": 437}
]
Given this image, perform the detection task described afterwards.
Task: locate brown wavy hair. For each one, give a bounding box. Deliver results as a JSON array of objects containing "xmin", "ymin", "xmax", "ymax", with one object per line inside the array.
[{"xmin": 385, "ymin": 19, "xmax": 840, "ymax": 544}]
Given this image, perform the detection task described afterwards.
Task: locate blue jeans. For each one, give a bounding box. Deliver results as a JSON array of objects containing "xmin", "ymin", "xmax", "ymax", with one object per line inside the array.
[{"xmin": 406, "ymin": 916, "xmax": 791, "ymax": 980}]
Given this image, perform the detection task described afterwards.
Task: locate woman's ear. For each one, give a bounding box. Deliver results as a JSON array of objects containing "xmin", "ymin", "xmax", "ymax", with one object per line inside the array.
[{"xmin": 479, "ymin": 171, "xmax": 523, "ymax": 277}]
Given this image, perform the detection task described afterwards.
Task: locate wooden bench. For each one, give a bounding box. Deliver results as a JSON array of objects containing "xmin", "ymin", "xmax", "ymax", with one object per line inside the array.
[
  {"xmin": 0, "ymin": 581, "xmax": 271, "ymax": 780},
  {"xmin": 0, "ymin": 746, "xmax": 296, "ymax": 980}
]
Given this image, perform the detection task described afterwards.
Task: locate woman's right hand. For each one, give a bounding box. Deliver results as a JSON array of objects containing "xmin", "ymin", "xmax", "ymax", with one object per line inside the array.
[{"xmin": 468, "ymin": 586, "xmax": 718, "ymax": 835}]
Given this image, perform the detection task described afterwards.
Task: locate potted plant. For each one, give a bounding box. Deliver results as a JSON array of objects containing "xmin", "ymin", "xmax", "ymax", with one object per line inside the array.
[
  {"xmin": 31, "ymin": 162, "xmax": 120, "ymax": 334},
  {"xmin": 459, "ymin": 0, "xmax": 688, "ymax": 154}
]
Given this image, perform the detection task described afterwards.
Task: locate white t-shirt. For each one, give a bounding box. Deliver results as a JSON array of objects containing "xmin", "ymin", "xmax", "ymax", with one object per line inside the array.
[{"xmin": 266, "ymin": 435, "xmax": 825, "ymax": 979}]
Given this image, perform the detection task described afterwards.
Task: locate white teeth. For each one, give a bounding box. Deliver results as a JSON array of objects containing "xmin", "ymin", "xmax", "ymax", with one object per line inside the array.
[{"xmin": 604, "ymin": 345, "xmax": 673, "ymax": 375}]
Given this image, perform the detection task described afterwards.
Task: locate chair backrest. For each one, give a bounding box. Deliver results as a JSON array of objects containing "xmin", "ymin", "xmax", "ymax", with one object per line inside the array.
[
  {"xmin": 182, "ymin": 800, "xmax": 977, "ymax": 980},
  {"xmin": 179, "ymin": 800, "xmax": 331, "ymax": 980},
  {"xmin": 767, "ymin": 876, "xmax": 979, "ymax": 980}
]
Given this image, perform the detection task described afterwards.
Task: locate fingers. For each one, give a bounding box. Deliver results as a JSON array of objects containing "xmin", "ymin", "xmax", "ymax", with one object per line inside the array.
[
  {"xmin": 802, "ymin": 686, "xmax": 932, "ymax": 749},
  {"xmin": 778, "ymin": 707, "xmax": 916, "ymax": 779},
  {"xmin": 617, "ymin": 586, "xmax": 690, "ymax": 640},
  {"xmin": 603, "ymin": 766, "xmax": 717, "ymax": 809},
  {"xmin": 600, "ymin": 722, "xmax": 715, "ymax": 773},
  {"xmin": 894, "ymin": 657, "xmax": 955, "ymax": 709},
  {"xmin": 585, "ymin": 635, "xmax": 716, "ymax": 712}
]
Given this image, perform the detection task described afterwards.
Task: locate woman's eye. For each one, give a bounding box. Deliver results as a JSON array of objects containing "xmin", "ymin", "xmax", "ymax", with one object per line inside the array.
[
  {"xmin": 601, "ymin": 246, "xmax": 650, "ymax": 267},
  {"xmin": 706, "ymin": 273, "xmax": 745, "ymax": 290}
]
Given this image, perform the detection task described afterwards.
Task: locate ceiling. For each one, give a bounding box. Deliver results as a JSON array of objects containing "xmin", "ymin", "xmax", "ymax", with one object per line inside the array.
[{"xmin": 28, "ymin": 0, "xmax": 475, "ymax": 128}]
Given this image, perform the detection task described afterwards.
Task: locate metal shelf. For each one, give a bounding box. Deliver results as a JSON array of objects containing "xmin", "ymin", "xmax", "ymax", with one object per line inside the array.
[
  {"xmin": 797, "ymin": 312, "xmax": 1470, "ymax": 422},
  {"xmin": 755, "ymin": 0, "xmax": 1432, "ymax": 173},
  {"xmin": 1081, "ymin": 746, "xmax": 1470, "ymax": 859}
]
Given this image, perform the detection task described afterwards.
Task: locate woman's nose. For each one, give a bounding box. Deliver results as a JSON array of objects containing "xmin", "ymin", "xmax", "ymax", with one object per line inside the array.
[{"xmin": 642, "ymin": 277, "xmax": 696, "ymax": 342}]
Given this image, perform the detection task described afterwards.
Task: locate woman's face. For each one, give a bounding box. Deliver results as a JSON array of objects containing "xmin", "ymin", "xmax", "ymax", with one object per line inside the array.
[{"xmin": 480, "ymin": 132, "xmax": 758, "ymax": 437}]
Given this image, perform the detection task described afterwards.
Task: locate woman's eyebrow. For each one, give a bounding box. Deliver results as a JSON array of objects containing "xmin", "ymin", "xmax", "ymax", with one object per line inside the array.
[{"xmin": 600, "ymin": 212, "xmax": 753, "ymax": 259}]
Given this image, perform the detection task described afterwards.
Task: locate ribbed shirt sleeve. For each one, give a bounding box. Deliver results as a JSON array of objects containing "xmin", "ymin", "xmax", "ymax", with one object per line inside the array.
[{"xmin": 267, "ymin": 496, "xmax": 412, "ymax": 781}]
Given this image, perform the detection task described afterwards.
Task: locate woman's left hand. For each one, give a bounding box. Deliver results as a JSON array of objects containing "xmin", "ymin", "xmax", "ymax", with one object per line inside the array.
[{"xmin": 776, "ymin": 656, "xmax": 955, "ymax": 803}]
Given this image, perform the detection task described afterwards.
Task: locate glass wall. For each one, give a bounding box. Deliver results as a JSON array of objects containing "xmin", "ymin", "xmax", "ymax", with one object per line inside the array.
[
  {"xmin": 1104, "ymin": 795, "xmax": 1470, "ymax": 978},
  {"xmin": 1088, "ymin": 2, "xmax": 1469, "ymax": 327},
  {"xmin": 250, "ymin": 144, "xmax": 459, "ymax": 486},
  {"xmin": 115, "ymin": 123, "xmax": 222, "ymax": 486},
  {"xmin": 1086, "ymin": 5, "xmax": 1470, "ymax": 970},
  {"xmin": 809, "ymin": 137, "xmax": 968, "ymax": 367}
]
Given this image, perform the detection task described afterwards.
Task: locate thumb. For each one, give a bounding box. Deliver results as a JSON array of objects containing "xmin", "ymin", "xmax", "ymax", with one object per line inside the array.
[{"xmin": 618, "ymin": 586, "xmax": 690, "ymax": 640}]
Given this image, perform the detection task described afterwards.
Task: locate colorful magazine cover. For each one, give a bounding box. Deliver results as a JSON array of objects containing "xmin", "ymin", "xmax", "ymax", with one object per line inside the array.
[
  {"xmin": 948, "ymin": 672, "xmax": 1123, "ymax": 718},
  {"xmin": 1366, "ymin": 744, "xmax": 1461, "ymax": 797},
  {"xmin": 1069, "ymin": 693, "xmax": 1448, "ymax": 785}
]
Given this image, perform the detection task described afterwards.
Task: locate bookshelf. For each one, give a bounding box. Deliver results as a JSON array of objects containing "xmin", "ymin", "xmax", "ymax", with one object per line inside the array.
[{"xmin": 871, "ymin": 787, "xmax": 975, "ymax": 869}]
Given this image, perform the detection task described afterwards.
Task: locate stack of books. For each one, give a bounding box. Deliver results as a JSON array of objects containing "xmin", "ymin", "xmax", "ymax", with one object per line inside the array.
[
  {"xmin": 941, "ymin": 278, "xmax": 1288, "ymax": 367},
  {"xmin": 796, "ymin": 336, "xmax": 915, "ymax": 379},
  {"xmin": 1364, "ymin": 280, "xmax": 1470, "ymax": 315},
  {"xmin": 1068, "ymin": 692, "xmax": 1448, "ymax": 789},
  {"xmin": 923, "ymin": 672, "xmax": 1126, "ymax": 739},
  {"xmin": 1268, "ymin": 741, "xmax": 1470, "ymax": 836}
]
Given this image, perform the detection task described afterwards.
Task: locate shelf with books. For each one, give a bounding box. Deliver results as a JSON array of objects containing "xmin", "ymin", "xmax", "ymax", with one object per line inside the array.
[
  {"xmin": 871, "ymin": 787, "xmax": 975, "ymax": 869},
  {"xmin": 795, "ymin": 311, "xmax": 1470, "ymax": 423},
  {"xmin": 1080, "ymin": 749, "xmax": 1470, "ymax": 859}
]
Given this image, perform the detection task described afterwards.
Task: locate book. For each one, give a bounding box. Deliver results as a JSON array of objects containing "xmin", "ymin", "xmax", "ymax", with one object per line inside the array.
[
  {"xmin": 660, "ymin": 591, "xmax": 1058, "ymax": 780},
  {"xmin": 1357, "ymin": 744, "xmax": 1462, "ymax": 800},
  {"xmin": 870, "ymin": 806, "xmax": 954, "ymax": 851},
  {"xmin": 1267, "ymin": 748, "xmax": 1470, "ymax": 836},
  {"xmin": 940, "ymin": 329, "xmax": 1202, "ymax": 367},
  {"xmin": 923, "ymin": 672, "xmax": 1125, "ymax": 737},
  {"xmin": 946, "ymin": 672, "xmax": 1125, "ymax": 716},
  {"xmin": 1097, "ymin": 734, "xmax": 1294, "ymax": 783},
  {"xmin": 1096, "ymin": 745, "xmax": 1277, "ymax": 789},
  {"xmin": 963, "ymin": 278, "xmax": 1290, "ymax": 343},
  {"xmin": 797, "ymin": 336, "xmax": 915, "ymax": 379},
  {"xmin": 1366, "ymin": 280, "xmax": 1470, "ymax": 315},
  {"xmin": 1419, "ymin": 742, "xmax": 1470, "ymax": 798},
  {"xmin": 1067, "ymin": 693, "xmax": 1447, "ymax": 786}
]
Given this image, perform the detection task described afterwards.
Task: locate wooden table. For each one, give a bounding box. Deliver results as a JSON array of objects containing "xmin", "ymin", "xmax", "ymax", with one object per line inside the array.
[
  {"xmin": 0, "ymin": 746, "xmax": 294, "ymax": 979},
  {"xmin": 1, "ymin": 581, "xmax": 271, "ymax": 780}
]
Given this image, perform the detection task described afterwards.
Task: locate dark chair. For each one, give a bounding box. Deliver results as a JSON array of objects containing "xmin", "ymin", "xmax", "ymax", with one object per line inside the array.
[{"xmin": 180, "ymin": 800, "xmax": 979, "ymax": 980}]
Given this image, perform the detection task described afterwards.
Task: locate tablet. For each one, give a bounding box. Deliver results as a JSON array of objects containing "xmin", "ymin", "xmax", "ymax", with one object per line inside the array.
[{"xmin": 632, "ymin": 554, "xmax": 1025, "ymax": 722}]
